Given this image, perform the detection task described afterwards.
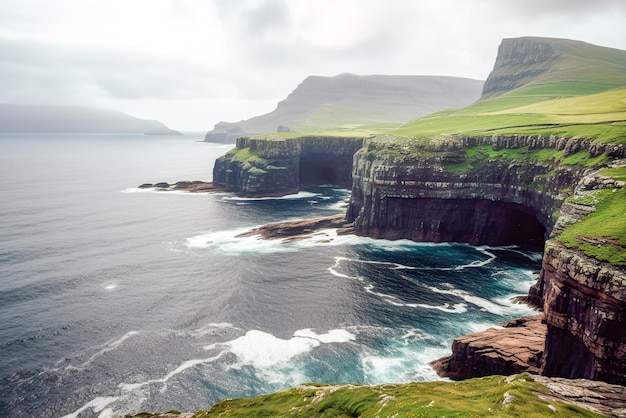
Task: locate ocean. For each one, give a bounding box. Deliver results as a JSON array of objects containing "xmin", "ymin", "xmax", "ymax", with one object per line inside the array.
[{"xmin": 0, "ymin": 133, "xmax": 540, "ymax": 417}]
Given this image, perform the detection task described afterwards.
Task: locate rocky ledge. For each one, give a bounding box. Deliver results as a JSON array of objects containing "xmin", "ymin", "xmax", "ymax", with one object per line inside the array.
[
  {"xmin": 137, "ymin": 181, "xmax": 225, "ymax": 193},
  {"xmin": 431, "ymin": 314, "xmax": 545, "ymax": 380},
  {"xmin": 236, "ymin": 214, "xmax": 353, "ymax": 241}
]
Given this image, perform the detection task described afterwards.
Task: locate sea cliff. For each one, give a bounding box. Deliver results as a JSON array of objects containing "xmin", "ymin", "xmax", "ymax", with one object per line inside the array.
[
  {"xmin": 208, "ymin": 35, "xmax": 626, "ymax": 399},
  {"xmin": 212, "ymin": 131, "xmax": 626, "ymax": 385},
  {"xmin": 212, "ymin": 135, "xmax": 363, "ymax": 196}
]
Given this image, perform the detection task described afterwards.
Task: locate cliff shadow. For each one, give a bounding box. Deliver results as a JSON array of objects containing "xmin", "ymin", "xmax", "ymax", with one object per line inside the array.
[
  {"xmin": 299, "ymin": 158, "xmax": 338, "ymax": 185},
  {"xmin": 368, "ymin": 197, "xmax": 547, "ymax": 247}
]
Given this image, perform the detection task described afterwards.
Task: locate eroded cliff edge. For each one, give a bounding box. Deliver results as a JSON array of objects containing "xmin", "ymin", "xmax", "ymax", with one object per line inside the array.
[
  {"xmin": 212, "ymin": 135, "xmax": 363, "ymax": 196},
  {"xmin": 345, "ymin": 134, "xmax": 626, "ymax": 384},
  {"xmin": 212, "ymin": 132, "xmax": 626, "ymax": 385}
]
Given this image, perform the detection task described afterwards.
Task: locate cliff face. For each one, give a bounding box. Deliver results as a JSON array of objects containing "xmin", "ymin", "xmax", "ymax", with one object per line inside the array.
[
  {"xmin": 527, "ymin": 170, "xmax": 626, "ymax": 384},
  {"xmin": 346, "ymin": 135, "xmax": 597, "ymax": 246},
  {"xmin": 481, "ymin": 37, "xmax": 561, "ymax": 99},
  {"xmin": 212, "ymin": 136, "xmax": 363, "ymax": 196},
  {"xmin": 538, "ymin": 240, "xmax": 626, "ymax": 384},
  {"xmin": 346, "ymin": 134, "xmax": 625, "ymax": 383}
]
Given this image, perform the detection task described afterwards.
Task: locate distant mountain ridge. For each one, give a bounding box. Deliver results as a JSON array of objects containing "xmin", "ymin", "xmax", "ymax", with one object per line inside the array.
[
  {"xmin": 0, "ymin": 104, "xmax": 181, "ymax": 134},
  {"xmin": 205, "ymin": 73, "xmax": 484, "ymax": 142}
]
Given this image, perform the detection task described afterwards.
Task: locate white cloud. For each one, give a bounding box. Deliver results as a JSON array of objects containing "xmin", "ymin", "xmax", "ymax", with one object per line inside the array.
[{"xmin": 1, "ymin": 0, "xmax": 626, "ymax": 130}]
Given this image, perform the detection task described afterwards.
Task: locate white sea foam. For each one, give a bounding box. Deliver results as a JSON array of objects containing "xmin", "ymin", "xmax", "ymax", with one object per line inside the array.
[
  {"xmin": 120, "ymin": 187, "xmax": 155, "ymax": 193},
  {"xmin": 491, "ymin": 269, "xmax": 538, "ymax": 293},
  {"xmin": 324, "ymin": 200, "xmax": 350, "ymax": 211},
  {"xmin": 222, "ymin": 191, "xmax": 321, "ymax": 201},
  {"xmin": 62, "ymin": 331, "xmax": 139, "ymax": 371},
  {"xmin": 360, "ymin": 344, "xmax": 449, "ymax": 384},
  {"xmin": 59, "ymin": 396, "xmax": 119, "ymax": 418},
  {"xmin": 118, "ymin": 352, "xmax": 227, "ymax": 392},
  {"xmin": 206, "ymin": 328, "xmax": 356, "ymax": 371},
  {"xmin": 185, "ymin": 227, "xmax": 296, "ymax": 254},
  {"xmin": 426, "ymin": 284, "xmax": 507, "ymax": 315}
]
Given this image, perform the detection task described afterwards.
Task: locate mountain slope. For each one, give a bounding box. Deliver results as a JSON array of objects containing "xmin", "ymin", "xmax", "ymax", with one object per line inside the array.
[
  {"xmin": 205, "ymin": 73, "xmax": 484, "ymax": 142},
  {"xmin": 481, "ymin": 36, "xmax": 626, "ymax": 99},
  {"xmin": 0, "ymin": 104, "xmax": 180, "ymax": 134},
  {"xmin": 396, "ymin": 37, "xmax": 626, "ymax": 142}
]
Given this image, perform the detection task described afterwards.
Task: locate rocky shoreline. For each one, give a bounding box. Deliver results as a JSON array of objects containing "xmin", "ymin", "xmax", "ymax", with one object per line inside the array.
[
  {"xmin": 138, "ymin": 181, "xmax": 225, "ymax": 193},
  {"xmin": 236, "ymin": 214, "xmax": 353, "ymax": 241}
]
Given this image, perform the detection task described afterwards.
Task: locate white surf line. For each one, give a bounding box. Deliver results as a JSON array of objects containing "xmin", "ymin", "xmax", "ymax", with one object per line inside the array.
[
  {"xmin": 61, "ymin": 351, "xmax": 228, "ymax": 418},
  {"xmin": 365, "ymin": 283, "xmax": 468, "ymax": 313},
  {"xmin": 426, "ymin": 284, "xmax": 507, "ymax": 315},
  {"xmin": 329, "ymin": 258, "xmax": 468, "ymax": 313},
  {"xmin": 60, "ymin": 396, "xmax": 120, "ymax": 418},
  {"xmin": 330, "ymin": 247, "xmax": 497, "ymax": 274},
  {"xmin": 221, "ymin": 191, "xmax": 321, "ymax": 201},
  {"xmin": 118, "ymin": 350, "xmax": 228, "ymax": 392},
  {"xmin": 52, "ymin": 331, "xmax": 139, "ymax": 371}
]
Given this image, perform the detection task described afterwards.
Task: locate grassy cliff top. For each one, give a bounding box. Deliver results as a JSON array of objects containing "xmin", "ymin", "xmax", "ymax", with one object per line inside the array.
[
  {"xmin": 393, "ymin": 86, "xmax": 626, "ymax": 143},
  {"xmin": 132, "ymin": 374, "xmax": 601, "ymax": 417}
]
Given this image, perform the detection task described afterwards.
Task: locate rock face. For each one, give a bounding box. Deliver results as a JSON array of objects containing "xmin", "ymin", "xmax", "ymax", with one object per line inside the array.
[
  {"xmin": 481, "ymin": 37, "xmax": 561, "ymax": 99},
  {"xmin": 213, "ymin": 131, "xmax": 626, "ymax": 384},
  {"xmin": 345, "ymin": 134, "xmax": 598, "ymax": 246},
  {"xmin": 212, "ymin": 136, "xmax": 363, "ymax": 197},
  {"xmin": 430, "ymin": 315, "xmax": 546, "ymax": 380},
  {"xmin": 531, "ymin": 239, "xmax": 626, "ymax": 384}
]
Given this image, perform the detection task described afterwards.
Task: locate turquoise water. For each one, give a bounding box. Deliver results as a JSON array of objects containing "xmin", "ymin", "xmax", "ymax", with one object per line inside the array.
[{"xmin": 0, "ymin": 133, "xmax": 540, "ymax": 417}]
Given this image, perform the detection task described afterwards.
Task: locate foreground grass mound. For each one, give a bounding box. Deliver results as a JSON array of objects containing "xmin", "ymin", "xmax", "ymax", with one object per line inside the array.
[{"xmin": 189, "ymin": 375, "xmax": 600, "ymax": 417}]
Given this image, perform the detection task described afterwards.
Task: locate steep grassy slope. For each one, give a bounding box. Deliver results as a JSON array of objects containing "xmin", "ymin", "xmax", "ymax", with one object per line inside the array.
[{"xmin": 205, "ymin": 74, "xmax": 483, "ymax": 142}]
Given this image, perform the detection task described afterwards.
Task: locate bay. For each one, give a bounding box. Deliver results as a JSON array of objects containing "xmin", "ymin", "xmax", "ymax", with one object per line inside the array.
[{"xmin": 0, "ymin": 133, "xmax": 539, "ymax": 417}]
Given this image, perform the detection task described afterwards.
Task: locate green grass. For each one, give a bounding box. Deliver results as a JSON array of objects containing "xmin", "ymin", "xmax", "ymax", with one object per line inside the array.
[
  {"xmin": 224, "ymin": 147, "xmax": 267, "ymax": 163},
  {"xmin": 189, "ymin": 375, "xmax": 602, "ymax": 417},
  {"xmin": 394, "ymin": 88, "xmax": 626, "ymax": 144},
  {"xmin": 559, "ymin": 188, "xmax": 626, "ymax": 265},
  {"xmin": 600, "ymin": 165, "xmax": 626, "ymax": 181}
]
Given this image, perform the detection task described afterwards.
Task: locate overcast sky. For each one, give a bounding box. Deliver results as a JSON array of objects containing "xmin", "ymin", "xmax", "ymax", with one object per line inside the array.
[{"xmin": 1, "ymin": 0, "xmax": 626, "ymax": 131}]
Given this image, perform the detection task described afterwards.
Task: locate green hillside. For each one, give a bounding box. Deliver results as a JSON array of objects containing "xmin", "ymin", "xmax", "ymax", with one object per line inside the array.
[
  {"xmin": 205, "ymin": 74, "xmax": 484, "ymax": 142},
  {"xmin": 396, "ymin": 38, "xmax": 626, "ymax": 143}
]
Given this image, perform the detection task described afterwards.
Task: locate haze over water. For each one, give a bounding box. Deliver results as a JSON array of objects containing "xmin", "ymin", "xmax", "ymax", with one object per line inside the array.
[{"xmin": 0, "ymin": 134, "xmax": 539, "ymax": 417}]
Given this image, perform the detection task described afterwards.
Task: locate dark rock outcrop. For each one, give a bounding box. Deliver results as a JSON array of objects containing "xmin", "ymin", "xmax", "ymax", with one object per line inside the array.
[
  {"xmin": 430, "ymin": 315, "xmax": 545, "ymax": 380},
  {"xmin": 236, "ymin": 214, "xmax": 353, "ymax": 241},
  {"xmin": 533, "ymin": 236, "xmax": 626, "ymax": 385},
  {"xmin": 138, "ymin": 181, "xmax": 223, "ymax": 193},
  {"xmin": 212, "ymin": 136, "xmax": 363, "ymax": 197}
]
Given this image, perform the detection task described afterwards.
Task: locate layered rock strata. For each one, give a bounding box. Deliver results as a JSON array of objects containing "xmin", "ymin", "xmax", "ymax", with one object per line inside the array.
[
  {"xmin": 345, "ymin": 134, "xmax": 604, "ymax": 246},
  {"xmin": 213, "ymin": 136, "xmax": 363, "ymax": 197},
  {"xmin": 430, "ymin": 315, "xmax": 545, "ymax": 380},
  {"xmin": 212, "ymin": 132, "xmax": 626, "ymax": 384}
]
